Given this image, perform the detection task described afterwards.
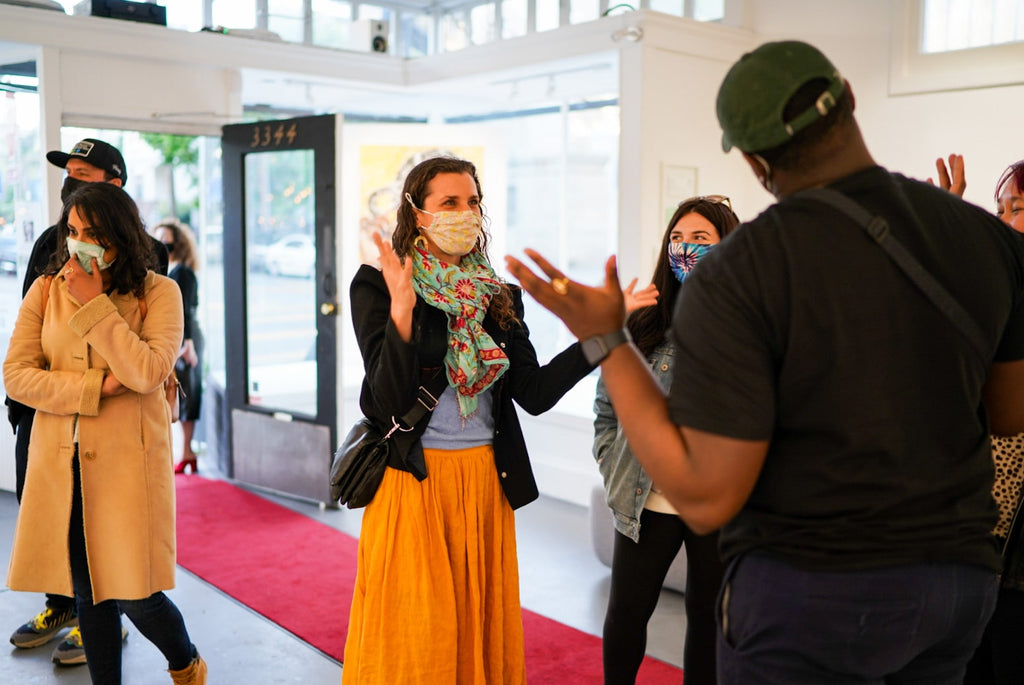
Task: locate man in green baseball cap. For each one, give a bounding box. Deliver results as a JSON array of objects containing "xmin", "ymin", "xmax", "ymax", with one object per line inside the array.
[{"xmin": 504, "ymin": 38, "xmax": 1024, "ymax": 683}]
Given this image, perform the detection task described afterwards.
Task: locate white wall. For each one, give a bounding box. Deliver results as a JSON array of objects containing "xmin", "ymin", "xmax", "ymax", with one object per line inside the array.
[{"xmin": 747, "ymin": 0, "xmax": 1024, "ymax": 208}]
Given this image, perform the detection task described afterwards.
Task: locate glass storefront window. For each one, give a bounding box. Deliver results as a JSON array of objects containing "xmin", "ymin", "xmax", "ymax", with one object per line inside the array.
[
  {"xmin": 268, "ymin": 0, "xmax": 307, "ymax": 42},
  {"xmin": 569, "ymin": 0, "xmax": 600, "ymax": 24},
  {"xmin": 400, "ymin": 11, "xmax": 432, "ymax": 57},
  {"xmin": 470, "ymin": 3, "xmax": 496, "ymax": 44},
  {"xmin": 313, "ymin": 0, "xmax": 354, "ymax": 49},
  {"xmin": 441, "ymin": 11, "xmax": 470, "ymax": 52},
  {"xmin": 213, "ymin": 0, "xmax": 257, "ymax": 29},
  {"xmin": 536, "ymin": 0, "xmax": 561, "ymax": 32},
  {"xmin": 501, "ymin": 0, "xmax": 528, "ymax": 38},
  {"xmin": 693, "ymin": 0, "xmax": 725, "ymax": 21},
  {"xmin": 649, "ymin": 0, "xmax": 684, "ymax": 17}
]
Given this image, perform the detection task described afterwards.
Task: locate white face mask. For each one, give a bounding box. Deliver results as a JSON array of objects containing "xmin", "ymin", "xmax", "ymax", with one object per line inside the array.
[
  {"xmin": 406, "ymin": 192, "xmax": 482, "ymax": 257},
  {"xmin": 67, "ymin": 237, "xmax": 115, "ymax": 275}
]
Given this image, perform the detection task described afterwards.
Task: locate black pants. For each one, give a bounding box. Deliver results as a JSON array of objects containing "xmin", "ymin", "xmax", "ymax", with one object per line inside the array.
[
  {"xmin": 69, "ymin": 453, "xmax": 195, "ymax": 684},
  {"xmin": 603, "ymin": 509, "xmax": 724, "ymax": 685},
  {"xmin": 964, "ymin": 586, "xmax": 1024, "ymax": 684}
]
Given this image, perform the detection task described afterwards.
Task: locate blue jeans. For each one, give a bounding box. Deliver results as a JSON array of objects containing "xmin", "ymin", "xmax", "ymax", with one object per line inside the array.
[
  {"xmin": 717, "ymin": 551, "xmax": 997, "ymax": 685},
  {"xmin": 69, "ymin": 454, "xmax": 195, "ymax": 684}
]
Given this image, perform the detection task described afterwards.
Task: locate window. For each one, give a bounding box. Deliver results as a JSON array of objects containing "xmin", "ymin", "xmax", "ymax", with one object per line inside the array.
[
  {"xmin": 312, "ymin": 0, "xmax": 354, "ymax": 49},
  {"xmin": 535, "ymin": 0, "xmax": 561, "ymax": 32},
  {"xmin": 470, "ymin": 3, "xmax": 496, "ymax": 44},
  {"xmin": 501, "ymin": 0, "xmax": 528, "ymax": 38},
  {"xmin": 570, "ymin": 0, "xmax": 600, "ymax": 24},
  {"xmin": 268, "ymin": 0, "xmax": 307, "ymax": 42},
  {"xmin": 922, "ymin": 0, "xmax": 1024, "ymax": 52}
]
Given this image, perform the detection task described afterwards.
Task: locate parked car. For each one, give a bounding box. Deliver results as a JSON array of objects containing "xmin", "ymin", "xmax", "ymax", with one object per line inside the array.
[
  {"xmin": 265, "ymin": 234, "xmax": 315, "ymax": 278},
  {"xmin": 0, "ymin": 234, "xmax": 18, "ymax": 276}
]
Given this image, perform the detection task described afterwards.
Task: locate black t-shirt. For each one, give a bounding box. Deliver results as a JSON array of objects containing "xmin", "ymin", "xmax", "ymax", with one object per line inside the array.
[{"xmin": 669, "ymin": 166, "xmax": 1024, "ymax": 572}]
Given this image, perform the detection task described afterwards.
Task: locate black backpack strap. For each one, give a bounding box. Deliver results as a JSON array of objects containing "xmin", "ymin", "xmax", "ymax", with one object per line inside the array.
[{"xmin": 797, "ymin": 187, "xmax": 989, "ymax": 363}]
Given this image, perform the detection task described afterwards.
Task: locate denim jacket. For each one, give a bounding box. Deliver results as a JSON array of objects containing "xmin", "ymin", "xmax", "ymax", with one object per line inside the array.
[{"xmin": 592, "ymin": 340, "xmax": 675, "ymax": 542}]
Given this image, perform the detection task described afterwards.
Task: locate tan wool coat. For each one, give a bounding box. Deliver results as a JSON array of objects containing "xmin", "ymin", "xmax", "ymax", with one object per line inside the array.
[{"xmin": 4, "ymin": 271, "xmax": 184, "ymax": 603}]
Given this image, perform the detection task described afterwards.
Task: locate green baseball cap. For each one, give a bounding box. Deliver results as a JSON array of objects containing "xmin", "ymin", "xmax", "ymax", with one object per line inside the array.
[{"xmin": 717, "ymin": 40, "xmax": 846, "ymax": 153}]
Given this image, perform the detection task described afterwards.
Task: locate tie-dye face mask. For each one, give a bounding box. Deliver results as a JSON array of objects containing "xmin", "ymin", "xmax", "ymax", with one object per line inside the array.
[{"xmin": 667, "ymin": 242, "xmax": 714, "ymax": 283}]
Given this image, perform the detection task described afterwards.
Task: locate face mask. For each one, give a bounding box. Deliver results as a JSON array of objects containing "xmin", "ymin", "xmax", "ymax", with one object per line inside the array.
[
  {"xmin": 67, "ymin": 237, "xmax": 115, "ymax": 275},
  {"xmin": 60, "ymin": 176, "xmax": 88, "ymax": 203},
  {"xmin": 406, "ymin": 193, "xmax": 482, "ymax": 257},
  {"xmin": 667, "ymin": 242, "xmax": 714, "ymax": 283}
]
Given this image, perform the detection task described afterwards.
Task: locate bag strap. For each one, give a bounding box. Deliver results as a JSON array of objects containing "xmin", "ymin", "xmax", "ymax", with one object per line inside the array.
[
  {"xmin": 797, "ymin": 187, "xmax": 989, "ymax": 363},
  {"xmin": 382, "ymin": 370, "xmax": 450, "ymax": 440},
  {"xmin": 40, "ymin": 275, "xmax": 52, "ymax": 315}
]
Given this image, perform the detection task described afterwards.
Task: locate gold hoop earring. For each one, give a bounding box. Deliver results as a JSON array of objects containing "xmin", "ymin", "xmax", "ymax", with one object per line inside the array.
[{"xmin": 414, "ymin": 235, "xmax": 427, "ymax": 249}]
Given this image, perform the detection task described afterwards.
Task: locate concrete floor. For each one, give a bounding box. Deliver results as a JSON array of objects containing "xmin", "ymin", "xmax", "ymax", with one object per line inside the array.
[{"xmin": 0, "ymin": 456, "xmax": 686, "ymax": 683}]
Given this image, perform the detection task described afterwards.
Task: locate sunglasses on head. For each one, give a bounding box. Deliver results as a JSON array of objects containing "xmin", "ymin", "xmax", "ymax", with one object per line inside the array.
[{"xmin": 684, "ymin": 193, "xmax": 733, "ymax": 209}]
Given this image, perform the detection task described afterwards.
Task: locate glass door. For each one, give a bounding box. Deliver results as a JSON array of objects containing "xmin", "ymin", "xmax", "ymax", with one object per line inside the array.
[{"xmin": 221, "ymin": 114, "xmax": 339, "ymax": 502}]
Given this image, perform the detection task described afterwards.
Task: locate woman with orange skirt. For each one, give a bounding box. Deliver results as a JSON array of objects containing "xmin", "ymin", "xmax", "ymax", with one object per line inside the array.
[{"xmin": 344, "ymin": 156, "xmax": 594, "ymax": 683}]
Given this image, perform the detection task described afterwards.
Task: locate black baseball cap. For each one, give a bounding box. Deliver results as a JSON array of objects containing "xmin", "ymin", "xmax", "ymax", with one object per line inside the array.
[{"xmin": 47, "ymin": 138, "xmax": 128, "ymax": 186}]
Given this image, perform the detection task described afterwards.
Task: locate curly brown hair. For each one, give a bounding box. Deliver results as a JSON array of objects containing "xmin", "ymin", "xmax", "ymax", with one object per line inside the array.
[
  {"xmin": 394, "ymin": 156, "xmax": 517, "ymax": 329},
  {"xmin": 47, "ymin": 182, "xmax": 158, "ymax": 298}
]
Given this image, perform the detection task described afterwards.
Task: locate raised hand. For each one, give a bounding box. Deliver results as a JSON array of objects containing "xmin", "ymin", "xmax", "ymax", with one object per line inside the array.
[
  {"xmin": 62, "ymin": 255, "xmax": 104, "ymax": 304},
  {"xmin": 505, "ymin": 249, "xmax": 626, "ymax": 341},
  {"xmin": 373, "ymin": 232, "xmax": 415, "ymax": 341},
  {"xmin": 623, "ymin": 278, "xmax": 659, "ymax": 313},
  {"xmin": 926, "ymin": 154, "xmax": 966, "ymax": 197}
]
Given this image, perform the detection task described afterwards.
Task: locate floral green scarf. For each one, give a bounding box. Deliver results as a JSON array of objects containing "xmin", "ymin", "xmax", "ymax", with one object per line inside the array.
[{"xmin": 412, "ymin": 243, "xmax": 510, "ymax": 418}]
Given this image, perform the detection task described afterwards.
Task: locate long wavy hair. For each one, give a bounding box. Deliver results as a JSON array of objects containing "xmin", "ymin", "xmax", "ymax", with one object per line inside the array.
[
  {"xmin": 628, "ymin": 196, "xmax": 740, "ymax": 356},
  {"xmin": 394, "ymin": 156, "xmax": 517, "ymax": 329},
  {"xmin": 153, "ymin": 218, "xmax": 200, "ymax": 272},
  {"xmin": 46, "ymin": 182, "xmax": 158, "ymax": 298}
]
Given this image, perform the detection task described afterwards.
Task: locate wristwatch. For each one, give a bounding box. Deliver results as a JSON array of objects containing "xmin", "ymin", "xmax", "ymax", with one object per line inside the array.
[{"xmin": 581, "ymin": 328, "xmax": 632, "ymax": 366}]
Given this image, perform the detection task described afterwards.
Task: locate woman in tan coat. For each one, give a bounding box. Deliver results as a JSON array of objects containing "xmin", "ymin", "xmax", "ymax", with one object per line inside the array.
[{"xmin": 3, "ymin": 183, "xmax": 206, "ymax": 685}]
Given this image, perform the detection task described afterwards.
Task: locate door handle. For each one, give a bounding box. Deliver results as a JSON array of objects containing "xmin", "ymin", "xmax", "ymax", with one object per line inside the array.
[{"xmin": 320, "ymin": 302, "xmax": 337, "ymax": 316}]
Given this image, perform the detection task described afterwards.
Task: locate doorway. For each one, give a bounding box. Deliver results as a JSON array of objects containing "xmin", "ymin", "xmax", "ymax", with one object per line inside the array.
[{"xmin": 221, "ymin": 114, "xmax": 339, "ymax": 503}]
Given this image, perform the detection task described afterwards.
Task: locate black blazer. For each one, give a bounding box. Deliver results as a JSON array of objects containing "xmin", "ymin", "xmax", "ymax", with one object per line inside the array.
[{"xmin": 350, "ymin": 264, "xmax": 593, "ymax": 510}]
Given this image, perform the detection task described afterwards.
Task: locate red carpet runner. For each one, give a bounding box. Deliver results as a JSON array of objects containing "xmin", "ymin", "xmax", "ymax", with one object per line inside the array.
[{"xmin": 174, "ymin": 476, "xmax": 684, "ymax": 683}]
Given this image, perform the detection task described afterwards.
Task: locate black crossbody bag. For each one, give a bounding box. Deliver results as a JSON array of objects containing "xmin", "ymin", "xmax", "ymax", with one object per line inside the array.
[{"xmin": 329, "ymin": 371, "xmax": 449, "ymax": 509}]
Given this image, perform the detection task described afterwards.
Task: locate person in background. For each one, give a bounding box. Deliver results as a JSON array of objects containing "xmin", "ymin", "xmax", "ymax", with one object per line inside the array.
[
  {"xmin": 506, "ymin": 40, "xmax": 1024, "ymax": 683},
  {"xmin": 343, "ymin": 156, "xmax": 596, "ymax": 684},
  {"xmin": 152, "ymin": 218, "xmax": 204, "ymax": 474},
  {"xmin": 931, "ymin": 153, "xmax": 1024, "ymax": 685},
  {"xmin": 7, "ymin": 138, "xmax": 167, "ymax": 667},
  {"xmin": 4, "ymin": 182, "xmax": 206, "ymax": 685},
  {"xmin": 594, "ymin": 195, "xmax": 737, "ymax": 685}
]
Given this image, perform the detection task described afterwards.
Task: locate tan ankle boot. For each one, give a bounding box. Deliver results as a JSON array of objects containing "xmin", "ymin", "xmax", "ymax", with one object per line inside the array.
[{"xmin": 169, "ymin": 653, "xmax": 207, "ymax": 685}]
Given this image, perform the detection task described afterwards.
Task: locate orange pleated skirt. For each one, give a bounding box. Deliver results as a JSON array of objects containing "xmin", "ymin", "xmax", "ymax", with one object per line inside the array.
[{"xmin": 342, "ymin": 444, "xmax": 526, "ymax": 685}]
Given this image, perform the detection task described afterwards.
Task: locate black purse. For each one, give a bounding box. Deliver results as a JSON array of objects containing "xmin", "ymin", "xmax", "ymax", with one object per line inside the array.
[{"xmin": 330, "ymin": 373, "xmax": 448, "ymax": 509}]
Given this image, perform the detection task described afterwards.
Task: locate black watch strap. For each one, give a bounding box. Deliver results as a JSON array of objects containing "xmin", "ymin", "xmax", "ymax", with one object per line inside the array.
[{"xmin": 581, "ymin": 328, "xmax": 632, "ymax": 366}]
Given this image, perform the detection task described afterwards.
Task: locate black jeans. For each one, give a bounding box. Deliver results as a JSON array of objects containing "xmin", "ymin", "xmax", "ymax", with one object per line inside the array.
[
  {"xmin": 603, "ymin": 509, "xmax": 723, "ymax": 685},
  {"xmin": 963, "ymin": 586, "xmax": 1024, "ymax": 684},
  {"xmin": 69, "ymin": 453, "xmax": 195, "ymax": 684}
]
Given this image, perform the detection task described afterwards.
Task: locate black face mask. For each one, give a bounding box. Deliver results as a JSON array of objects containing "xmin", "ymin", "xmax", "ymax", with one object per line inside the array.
[{"xmin": 60, "ymin": 176, "xmax": 89, "ymax": 203}]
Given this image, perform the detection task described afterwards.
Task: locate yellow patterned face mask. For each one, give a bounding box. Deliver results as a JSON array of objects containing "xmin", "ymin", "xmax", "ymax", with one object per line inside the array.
[{"xmin": 406, "ymin": 192, "xmax": 482, "ymax": 257}]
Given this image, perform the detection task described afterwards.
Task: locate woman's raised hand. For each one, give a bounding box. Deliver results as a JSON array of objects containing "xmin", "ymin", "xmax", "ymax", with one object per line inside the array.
[
  {"xmin": 62, "ymin": 256, "xmax": 104, "ymax": 304},
  {"xmin": 927, "ymin": 154, "xmax": 966, "ymax": 197},
  {"xmin": 623, "ymin": 278, "xmax": 659, "ymax": 314},
  {"xmin": 373, "ymin": 232, "xmax": 415, "ymax": 341}
]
